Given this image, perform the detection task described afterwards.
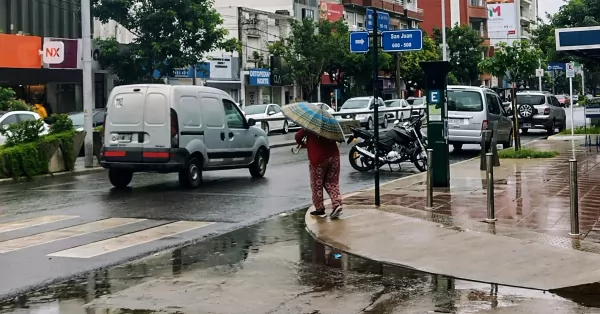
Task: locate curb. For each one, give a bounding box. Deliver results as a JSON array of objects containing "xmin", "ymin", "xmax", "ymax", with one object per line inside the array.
[
  {"xmin": 269, "ymin": 141, "xmax": 298, "ymax": 148},
  {"xmin": 0, "ymin": 167, "xmax": 105, "ymax": 186}
]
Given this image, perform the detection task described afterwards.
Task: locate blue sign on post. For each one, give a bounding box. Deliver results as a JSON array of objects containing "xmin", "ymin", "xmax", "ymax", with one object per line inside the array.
[
  {"xmin": 547, "ymin": 62, "xmax": 566, "ymax": 71},
  {"xmin": 249, "ymin": 68, "xmax": 271, "ymax": 86},
  {"xmin": 381, "ymin": 29, "xmax": 423, "ymax": 52},
  {"xmin": 349, "ymin": 32, "xmax": 369, "ymax": 53},
  {"xmin": 428, "ymin": 90, "xmax": 440, "ymax": 104},
  {"xmin": 366, "ymin": 9, "xmax": 390, "ymax": 32}
]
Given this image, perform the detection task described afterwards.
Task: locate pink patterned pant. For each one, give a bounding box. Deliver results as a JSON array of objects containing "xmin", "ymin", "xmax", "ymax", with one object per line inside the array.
[{"xmin": 309, "ymin": 155, "xmax": 342, "ymax": 211}]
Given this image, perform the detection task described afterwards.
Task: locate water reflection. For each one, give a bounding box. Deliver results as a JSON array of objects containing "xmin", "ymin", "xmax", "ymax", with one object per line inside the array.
[{"xmin": 0, "ymin": 210, "xmax": 597, "ymax": 313}]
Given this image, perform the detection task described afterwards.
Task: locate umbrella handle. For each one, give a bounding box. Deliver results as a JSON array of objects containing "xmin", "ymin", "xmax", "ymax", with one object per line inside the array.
[{"xmin": 291, "ymin": 144, "xmax": 302, "ymax": 154}]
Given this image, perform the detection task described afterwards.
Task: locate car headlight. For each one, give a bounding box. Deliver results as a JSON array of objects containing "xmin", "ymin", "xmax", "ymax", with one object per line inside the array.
[{"xmin": 355, "ymin": 114, "xmax": 366, "ymax": 119}]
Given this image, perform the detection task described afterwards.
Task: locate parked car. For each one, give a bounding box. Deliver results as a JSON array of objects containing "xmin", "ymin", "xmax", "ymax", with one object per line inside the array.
[
  {"xmin": 67, "ymin": 108, "xmax": 107, "ymax": 131},
  {"xmin": 514, "ymin": 91, "xmax": 566, "ymax": 134},
  {"xmin": 0, "ymin": 111, "xmax": 49, "ymax": 146},
  {"xmin": 383, "ymin": 99, "xmax": 409, "ymax": 121},
  {"xmin": 100, "ymin": 85, "xmax": 270, "ymax": 189},
  {"xmin": 336, "ymin": 97, "xmax": 387, "ymax": 130},
  {"xmin": 242, "ymin": 104, "xmax": 289, "ymax": 134},
  {"xmin": 556, "ymin": 94, "xmax": 571, "ymax": 107},
  {"xmin": 446, "ymin": 85, "xmax": 514, "ymax": 151},
  {"xmin": 406, "ymin": 97, "xmax": 427, "ymax": 117}
]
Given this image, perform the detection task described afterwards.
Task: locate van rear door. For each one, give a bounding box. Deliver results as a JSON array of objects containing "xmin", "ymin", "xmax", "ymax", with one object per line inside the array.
[
  {"xmin": 141, "ymin": 86, "xmax": 171, "ymax": 162},
  {"xmin": 104, "ymin": 86, "xmax": 148, "ymax": 163}
]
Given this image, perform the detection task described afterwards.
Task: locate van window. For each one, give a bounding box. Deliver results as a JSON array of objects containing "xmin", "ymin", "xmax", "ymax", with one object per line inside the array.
[
  {"xmin": 110, "ymin": 93, "xmax": 144, "ymax": 125},
  {"xmin": 447, "ymin": 91, "xmax": 483, "ymax": 112},
  {"xmin": 223, "ymin": 99, "xmax": 245, "ymax": 129},
  {"xmin": 180, "ymin": 96, "xmax": 202, "ymax": 127},
  {"xmin": 516, "ymin": 95, "xmax": 545, "ymax": 105},
  {"xmin": 201, "ymin": 97, "xmax": 225, "ymax": 128},
  {"xmin": 485, "ymin": 94, "xmax": 501, "ymax": 114},
  {"xmin": 144, "ymin": 93, "xmax": 168, "ymax": 125}
]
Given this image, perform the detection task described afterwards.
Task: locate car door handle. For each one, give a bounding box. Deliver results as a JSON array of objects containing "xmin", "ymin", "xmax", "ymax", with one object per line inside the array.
[
  {"xmin": 220, "ymin": 132, "xmax": 225, "ymax": 141},
  {"xmin": 229, "ymin": 132, "xmax": 234, "ymax": 138}
]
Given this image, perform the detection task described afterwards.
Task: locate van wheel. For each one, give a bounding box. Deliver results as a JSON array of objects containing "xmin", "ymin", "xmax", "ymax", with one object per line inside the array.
[
  {"xmin": 109, "ymin": 170, "xmax": 133, "ymax": 189},
  {"xmin": 282, "ymin": 121, "xmax": 289, "ymax": 134},
  {"xmin": 249, "ymin": 148, "xmax": 267, "ymax": 178},
  {"xmin": 179, "ymin": 157, "xmax": 202, "ymax": 188}
]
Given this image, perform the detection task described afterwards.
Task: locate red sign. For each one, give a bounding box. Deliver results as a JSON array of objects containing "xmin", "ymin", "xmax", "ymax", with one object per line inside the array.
[
  {"xmin": 507, "ymin": 30, "xmax": 516, "ymax": 35},
  {"xmin": 47, "ymin": 38, "xmax": 79, "ymax": 69},
  {"xmin": 319, "ymin": 2, "xmax": 344, "ymax": 21}
]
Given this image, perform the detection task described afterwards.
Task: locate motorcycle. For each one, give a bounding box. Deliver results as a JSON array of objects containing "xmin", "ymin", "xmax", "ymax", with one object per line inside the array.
[{"xmin": 347, "ymin": 114, "xmax": 428, "ymax": 172}]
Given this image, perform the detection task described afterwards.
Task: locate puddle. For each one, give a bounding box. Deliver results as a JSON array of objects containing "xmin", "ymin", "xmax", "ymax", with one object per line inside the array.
[{"xmin": 0, "ymin": 210, "xmax": 598, "ymax": 313}]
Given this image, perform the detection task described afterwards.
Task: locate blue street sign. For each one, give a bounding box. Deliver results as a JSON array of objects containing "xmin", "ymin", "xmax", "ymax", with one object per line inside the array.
[
  {"xmin": 349, "ymin": 31, "xmax": 369, "ymax": 54},
  {"xmin": 366, "ymin": 9, "xmax": 390, "ymax": 32},
  {"xmin": 428, "ymin": 89, "xmax": 440, "ymax": 104},
  {"xmin": 381, "ymin": 29, "xmax": 423, "ymax": 52},
  {"xmin": 248, "ymin": 68, "xmax": 271, "ymax": 86},
  {"xmin": 547, "ymin": 62, "xmax": 566, "ymax": 71}
]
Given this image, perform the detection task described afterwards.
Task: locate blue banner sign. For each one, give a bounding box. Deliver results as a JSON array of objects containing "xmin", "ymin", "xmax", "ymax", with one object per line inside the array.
[
  {"xmin": 249, "ymin": 68, "xmax": 271, "ymax": 86},
  {"xmin": 547, "ymin": 62, "xmax": 566, "ymax": 71},
  {"xmin": 153, "ymin": 62, "xmax": 210, "ymax": 79}
]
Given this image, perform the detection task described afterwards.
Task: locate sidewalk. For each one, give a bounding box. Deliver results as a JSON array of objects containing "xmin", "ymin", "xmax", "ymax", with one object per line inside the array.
[
  {"xmin": 306, "ymin": 139, "xmax": 600, "ymax": 291},
  {"xmin": 0, "ymin": 157, "xmax": 104, "ymax": 184}
]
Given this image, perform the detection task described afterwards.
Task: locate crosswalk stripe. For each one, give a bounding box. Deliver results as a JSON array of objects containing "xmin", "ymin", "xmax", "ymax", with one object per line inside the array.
[
  {"xmin": 0, "ymin": 218, "xmax": 144, "ymax": 253},
  {"xmin": 47, "ymin": 221, "xmax": 214, "ymax": 258},
  {"xmin": 0, "ymin": 215, "xmax": 78, "ymax": 234}
]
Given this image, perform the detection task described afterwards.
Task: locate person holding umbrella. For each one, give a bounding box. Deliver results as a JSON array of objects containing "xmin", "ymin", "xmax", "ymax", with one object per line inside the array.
[{"xmin": 282, "ymin": 102, "xmax": 345, "ymax": 218}]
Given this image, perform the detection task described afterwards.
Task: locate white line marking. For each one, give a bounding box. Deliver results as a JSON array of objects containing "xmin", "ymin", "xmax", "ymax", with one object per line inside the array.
[
  {"xmin": 0, "ymin": 215, "xmax": 78, "ymax": 234},
  {"xmin": 0, "ymin": 218, "xmax": 144, "ymax": 253},
  {"xmin": 47, "ymin": 221, "xmax": 215, "ymax": 258}
]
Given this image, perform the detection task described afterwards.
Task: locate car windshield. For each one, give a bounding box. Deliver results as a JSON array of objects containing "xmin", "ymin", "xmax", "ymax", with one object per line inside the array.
[
  {"xmin": 243, "ymin": 105, "xmax": 267, "ymax": 115},
  {"xmin": 407, "ymin": 98, "xmax": 424, "ymax": 105},
  {"xmin": 68, "ymin": 112, "xmax": 84, "ymax": 126},
  {"xmin": 516, "ymin": 95, "xmax": 545, "ymax": 105},
  {"xmin": 0, "ymin": 111, "xmax": 6, "ymax": 119},
  {"xmin": 385, "ymin": 100, "xmax": 400, "ymax": 107},
  {"xmin": 341, "ymin": 99, "xmax": 370, "ymax": 109},
  {"xmin": 447, "ymin": 91, "xmax": 483, "ymax": 111}
]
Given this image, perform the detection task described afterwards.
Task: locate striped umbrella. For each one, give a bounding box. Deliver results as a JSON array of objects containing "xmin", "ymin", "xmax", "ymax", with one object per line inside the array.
[{"xmin": 281, "ymin": 102, "xmax": 345, "ymax": 142}]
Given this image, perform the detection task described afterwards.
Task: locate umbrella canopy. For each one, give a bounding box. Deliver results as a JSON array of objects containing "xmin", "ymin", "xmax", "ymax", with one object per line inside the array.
[{"xmin": 281, "ymin": 102, "xmax": 345, "ymax": 142}]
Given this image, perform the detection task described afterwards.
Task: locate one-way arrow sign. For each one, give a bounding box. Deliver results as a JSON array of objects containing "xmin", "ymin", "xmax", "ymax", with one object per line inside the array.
[{"xmin": 350, "ymin": 31, "xmax": 369, "ymax": 54}]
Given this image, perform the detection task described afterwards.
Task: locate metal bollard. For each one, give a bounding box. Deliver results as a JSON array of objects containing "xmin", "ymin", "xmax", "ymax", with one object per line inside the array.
[
  {"xmin": 480, "ymin": 130, "xmax": 491, "ymax": 171},
  {"xmin": 485, "ymin": 153, "xmax": 497, "ymax": 222},
  {"xmin": 569, "ymin": 159, "xmax": 580, "ymax": 236},
  {"xmin": 426, "ymin": 149, "xmax": 434, "ymax": 209},
  {"xmin": 491, "ymin": 126, "xmax": 500, "ymax": 167}
]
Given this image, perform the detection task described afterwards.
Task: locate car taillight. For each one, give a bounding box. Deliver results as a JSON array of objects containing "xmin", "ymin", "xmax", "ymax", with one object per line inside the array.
[
  {"xmin": 171, "ymin": 109, "xmax": 179, "ymax": 148},
  {"xmin": 544, "ymin": 108, "xmax": 550, "ymax": 115},
  {"xmin": 481, "ymin": 120, "xmax": 488, "ymax": 131},
  {"xmin": 103, "ymin": 114, "xmax": 107, "ymax": 137}
]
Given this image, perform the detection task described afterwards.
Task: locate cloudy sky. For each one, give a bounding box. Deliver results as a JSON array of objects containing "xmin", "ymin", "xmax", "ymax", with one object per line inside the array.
[{"xmin": 538, "ymin": 0, "xmax": 564, "ymax": 18}]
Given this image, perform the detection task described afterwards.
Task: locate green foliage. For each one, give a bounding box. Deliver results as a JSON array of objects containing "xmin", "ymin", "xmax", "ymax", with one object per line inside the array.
[
  {"xmin": 433, "ymin": 25, "xmax": 486, "ymax": 85},
  {"xmin": 46, "ymin": 113, "xmax": 74, "ymax": 134},
  {"xmin": 92, "ymin": 0, "xmax": 237, "ymax": 83},
  {"xmin": 0, "ymin": 87, "xmax": 32, "ymax": 112},
  {"xmin": 0, "ymin": 131, "xmax": 76, "ymax": 179},
  {"xmin": 560, "ymin": 126, "xmax": 600, "ymax": 134},
  {"xmin": 94, "ymin": 125, "xmax": 104, "ymax": 133},
  {"xmin": 478, "ymin": 40, "xmax": 541, "ymax": 84},
  {"xmin": 0, "ymin": 119, "xmax": 44, "ymax": 147},
  {"xmin": 396, "ymin": 36, "xmax": 440, "ymax": 90},
  {"xmin": 498, "ymin": 148, "xmax": 559, "ymax": 158}
]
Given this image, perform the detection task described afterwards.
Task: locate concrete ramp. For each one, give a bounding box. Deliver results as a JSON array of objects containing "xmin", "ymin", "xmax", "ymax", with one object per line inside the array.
[{"xmin": 306, "ymin": 207, "xmax": 600, "ymax": 291}]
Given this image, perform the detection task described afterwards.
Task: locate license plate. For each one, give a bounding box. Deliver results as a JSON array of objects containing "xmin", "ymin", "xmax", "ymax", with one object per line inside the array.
[
  {"xmin": 523, "ymin": 123, "xmax": 532, "ymax": 128},
  {"xmin": 448, "ymin": 119, "xmax": 465, "ymax": 124},
  {"xmin": 117, "ymin": 134, "xmax": 132, "ymax": 142}
]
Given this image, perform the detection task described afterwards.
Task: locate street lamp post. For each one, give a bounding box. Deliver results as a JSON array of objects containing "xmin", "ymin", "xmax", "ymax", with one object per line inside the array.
[
  {"xmin": 81, "ymin": 0, "xmax": 94, "ymax": 168},
  {"xmin": 441, "ymin": 0, "xmax": 447, "ymax": 61}
]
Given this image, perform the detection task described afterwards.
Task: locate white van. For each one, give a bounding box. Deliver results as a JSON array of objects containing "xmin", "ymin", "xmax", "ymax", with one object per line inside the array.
[{"xmin": 100, "ymin": 84, "xmax": 270, "ymax": 189}]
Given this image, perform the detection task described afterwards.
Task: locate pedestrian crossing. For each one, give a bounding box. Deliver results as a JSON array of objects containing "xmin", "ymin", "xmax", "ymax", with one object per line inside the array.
[{"xmin": 0, "ymin": 215, "xmax": 215, "ymax": 258}]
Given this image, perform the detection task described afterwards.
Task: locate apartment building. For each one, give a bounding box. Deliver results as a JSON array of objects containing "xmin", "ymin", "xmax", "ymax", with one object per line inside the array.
[{"xmin": 342, "ymin": 0, "xmax": 424, "ymax": 30}]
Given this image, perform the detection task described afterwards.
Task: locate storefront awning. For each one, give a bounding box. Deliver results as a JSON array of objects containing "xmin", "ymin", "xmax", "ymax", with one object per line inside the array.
[
  {"xmin": 205, "ymin": 80, "xmax": 242, "ymax": 90},
  {"xmin": 0, "ymin": 68, "xmax": 83, "ymax": 85}
]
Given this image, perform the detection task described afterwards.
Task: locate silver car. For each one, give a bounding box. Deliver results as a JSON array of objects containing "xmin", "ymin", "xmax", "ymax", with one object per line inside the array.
[
  {"xmin": 446, "ymin": 85, "xmax": 514, "ymax": 151},
  {"xmin": 383, "ymin": 99, "xmax": 410, "ymax": 121},
  {"xmin": 514, "ymin": 91, "xmax": 567, "ymax": 134},
  {"xmin": 336, "ymin": 97, "xmax": 387, "ymax": 130}
]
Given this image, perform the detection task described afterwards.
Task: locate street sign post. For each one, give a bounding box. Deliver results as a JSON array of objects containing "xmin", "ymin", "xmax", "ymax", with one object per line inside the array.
[
  {"xmin": 41, "ymin": 41, "xmax": 65, "ymax": 64},
  {"xmin": 349, "ymin": 32, "xmax": 369, "ymax": 53},
  {"xmin": 535, "ymin": 69, "xmax": 544, "ymax": 77},
  {"xmin": 566, "ymin": 62, "xmax": 575, "ymax": 78},
  {"xmin": 381, "ymin": 29, "xmax": 423, "ymax": 52},
  {"xmin": 366, "ymin": 9, "xmax": 390, "ymax": 32},
  {"xmin": 567, "ymin": 61, "xmax": 576, "ymax": 158}
]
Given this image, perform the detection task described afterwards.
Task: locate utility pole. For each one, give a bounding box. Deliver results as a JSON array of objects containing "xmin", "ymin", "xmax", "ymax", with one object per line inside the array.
[
  {"xmin": 192, "ymin": 65, "xmax": 197, "ymax": 85},
  {"xmin": 81, "ymin": 0, "xmax": 94, "ymax": 167},
  {"xmin": 441, "ymin": 0, "xmax": 447, "ymax": 61},
  {"xmin": 372, "ymin": 10, "xmax": 380, "ymax": 206},
  {"xmin": 238, "ymin": 7, "xmax": 245, "ymax": 107}
]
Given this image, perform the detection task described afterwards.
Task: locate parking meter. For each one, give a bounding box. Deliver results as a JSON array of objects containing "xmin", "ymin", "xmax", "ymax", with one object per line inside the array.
[{"xmin": 419, "ymin": 61, "xmax": 451, "ymax": 187}]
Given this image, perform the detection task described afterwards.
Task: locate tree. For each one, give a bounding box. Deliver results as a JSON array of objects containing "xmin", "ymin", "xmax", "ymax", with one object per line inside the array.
[
  {"xmin": 395, "ymin": 35, "xmax": 440, "ymax": 91},
  {"xmin": 92, "ymin": 0, "xmax": 238, "ymax": 83},
  {"xmin": 433, "ymin": 24, "xmax": 486, "ymax": 85},
  {"xmin": 478, "ymin": 40, "xmax": 541, "ymax": 85}
]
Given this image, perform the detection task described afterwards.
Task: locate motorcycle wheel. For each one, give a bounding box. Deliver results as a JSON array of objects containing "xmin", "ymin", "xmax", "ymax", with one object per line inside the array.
[
  {"xmin": 412, "ymin": 147, "xmax": 427, "ymax": 172},
  {"xmin": 349, "ymin": 146, "xmax": 375, "ymax": 172}
]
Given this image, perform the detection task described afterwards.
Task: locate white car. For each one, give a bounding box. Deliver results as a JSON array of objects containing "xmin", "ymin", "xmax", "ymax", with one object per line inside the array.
[
  {"xmin": 311, "ymin": 102, "xmax": 335, "ymax": 114},
  {"xmin": 0, "ymin": 111, "xmax": 49, "ymax": 146},
  {"xmin": 407, "ymin": 97, "xmax": 427, "ymax": 117},
  {"xmin": 242, "ymin": 104, "xmax": 289, "ymax": 134},
  {"xmin": 383, "ymin": 99, "xmax": 410, "ymax": 121}
]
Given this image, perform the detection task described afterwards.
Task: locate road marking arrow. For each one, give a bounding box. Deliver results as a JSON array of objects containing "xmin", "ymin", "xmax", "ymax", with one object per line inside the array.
[{"xmin": 355, "ymin": 38, "xmax": 365, "ymax": 45}]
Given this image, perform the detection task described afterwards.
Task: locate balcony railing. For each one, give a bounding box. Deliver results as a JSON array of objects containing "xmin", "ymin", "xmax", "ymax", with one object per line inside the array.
[{"xmin": 469, "ymin": 0, "xmax": 485, "ymax": 7}]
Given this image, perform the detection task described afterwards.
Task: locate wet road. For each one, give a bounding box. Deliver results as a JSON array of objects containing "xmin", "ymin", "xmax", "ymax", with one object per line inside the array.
[
  {"xmin": 0, "ymin": 211, "xmax": 596, "ymax": 313},
  {"xmin": 0, "ymin": 131, "xmax": 544, "ymax": 299}
]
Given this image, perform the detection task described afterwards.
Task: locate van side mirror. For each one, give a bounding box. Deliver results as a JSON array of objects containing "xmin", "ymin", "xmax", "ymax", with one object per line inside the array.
[{"xmin": 247, "ymin": 118, "xmax": 256, "ymax": 126}]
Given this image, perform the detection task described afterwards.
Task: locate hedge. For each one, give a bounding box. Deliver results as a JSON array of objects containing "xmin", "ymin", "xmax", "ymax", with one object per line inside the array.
[{"xmin": 0, "ymin": 131, "xmax": 76, "ymax": 179}]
